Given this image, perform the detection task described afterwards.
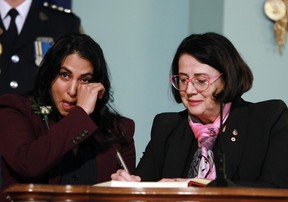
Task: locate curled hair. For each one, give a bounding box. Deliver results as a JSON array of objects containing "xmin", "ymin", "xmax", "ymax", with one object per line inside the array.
[
  {"xmin": 170, "ymin": 32, "xmax": 253, "ymax": 103},
  {"xmin": 31, "ymin": 33, "xmax": 125, "ymax": 143}
]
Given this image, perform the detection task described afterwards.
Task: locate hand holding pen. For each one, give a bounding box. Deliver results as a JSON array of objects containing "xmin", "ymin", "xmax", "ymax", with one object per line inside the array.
[
  {"xmin": 116, "ymin": 150, "xmax": 130, "ymax": 173},
  {"xmin": 112, "ymin": 150, "xmax": 141, "ymax": 182}
]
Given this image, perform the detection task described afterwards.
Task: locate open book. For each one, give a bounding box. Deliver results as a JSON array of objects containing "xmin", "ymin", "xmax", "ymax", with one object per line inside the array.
[{"xmin": 94, "ymin": 178, "xmax": 211, "ymax": 188}]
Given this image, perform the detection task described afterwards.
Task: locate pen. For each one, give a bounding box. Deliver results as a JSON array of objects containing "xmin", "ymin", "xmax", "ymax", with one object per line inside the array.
[{"xmin": 116, "ymin": 150, "xmax": 130, "ymax": 173}]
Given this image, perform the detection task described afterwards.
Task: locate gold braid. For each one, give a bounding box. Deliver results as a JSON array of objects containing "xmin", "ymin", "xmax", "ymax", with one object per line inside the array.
[{"xmin": 274, "ymin": 0, "xmax": 288, "ymax": 53}]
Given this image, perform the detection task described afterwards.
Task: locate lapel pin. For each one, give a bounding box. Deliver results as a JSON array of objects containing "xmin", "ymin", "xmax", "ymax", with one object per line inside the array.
[
  {"xmin": 230, "ymin": 129, "xmax": 238, "ymax": 142},
  {"xmin": 232, "ymin": 129, "xmax": 238, "ymax": 136}
]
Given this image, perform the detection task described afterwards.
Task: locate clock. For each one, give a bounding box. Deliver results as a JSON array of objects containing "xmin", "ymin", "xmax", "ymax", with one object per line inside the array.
[{"xmin": 264, "ymin": 0, "xmax": 286, "ymax": 21}]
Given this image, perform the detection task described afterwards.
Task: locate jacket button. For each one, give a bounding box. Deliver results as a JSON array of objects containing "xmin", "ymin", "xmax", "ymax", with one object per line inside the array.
[{"xmin": 11, "ymin": 55, "xmax": 20, "ymax": 63}]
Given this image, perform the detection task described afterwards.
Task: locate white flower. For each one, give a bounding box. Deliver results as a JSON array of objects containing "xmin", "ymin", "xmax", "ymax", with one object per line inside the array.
[{"xmin": 39, "ymin": 106, "xmax": 52, "ymax": 115}]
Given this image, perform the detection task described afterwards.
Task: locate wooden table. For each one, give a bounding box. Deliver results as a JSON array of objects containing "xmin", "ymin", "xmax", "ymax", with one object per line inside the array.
[{"xmin": 5, "ymin": 183, "xmax": 288, "ymax": 202}]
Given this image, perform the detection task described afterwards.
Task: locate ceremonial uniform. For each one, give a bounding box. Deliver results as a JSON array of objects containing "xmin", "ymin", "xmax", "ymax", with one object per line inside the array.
[{"xmin": 0, "ymin": 0, "xmax": 82, "ymax": 95}]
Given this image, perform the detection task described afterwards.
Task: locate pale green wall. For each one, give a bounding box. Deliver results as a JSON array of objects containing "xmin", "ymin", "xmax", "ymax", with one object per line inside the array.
[
  {"xmin": 72, "ymin": 0, "xmax": 288, "ymax": 163},
  {"xmin": 189, "ymin": 0, "xmax": 224, "ymax": 33}
]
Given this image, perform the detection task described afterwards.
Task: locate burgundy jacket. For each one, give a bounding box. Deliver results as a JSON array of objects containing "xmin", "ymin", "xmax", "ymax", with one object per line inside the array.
[{"xmin": 0, "ymin": 94, "xmax": 135, "ymax": 201}]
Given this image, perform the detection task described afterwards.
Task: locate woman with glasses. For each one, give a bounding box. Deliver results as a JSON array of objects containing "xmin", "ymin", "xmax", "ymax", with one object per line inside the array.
[
  {"xmin": 111, "ymin": 32, "xmax": 288, "ymax": 188},
  {"xmin": 0, "ymin": 33, "xmax": 135, "ymax": 201}
]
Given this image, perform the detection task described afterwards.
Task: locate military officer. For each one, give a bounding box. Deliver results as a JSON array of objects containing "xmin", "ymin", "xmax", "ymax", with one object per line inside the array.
[{"xmin": 0, "ymin": 0, "xmax": 83, "ymax": 95}]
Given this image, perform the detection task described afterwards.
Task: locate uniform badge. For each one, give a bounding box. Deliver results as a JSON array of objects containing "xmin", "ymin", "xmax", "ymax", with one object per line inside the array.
[
  {"xmin": 39, "ymin": 12, "xmax": 48, "ymax": 21},
  {"xmin": 34, "ymin": 37, "xmax": 54, "ymax": 66}
]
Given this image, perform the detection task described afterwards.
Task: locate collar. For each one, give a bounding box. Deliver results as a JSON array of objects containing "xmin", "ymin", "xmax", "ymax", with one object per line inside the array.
[
  {"xmin": 0, "ymin": 0, "xmax": 32, "ymax": 31},
  {"xmin": 0, "ymin": 0, "xmax": 32, "ymax": 19},
  {"xmin": 17, "ymin": 0, "xmax": 32, "ymax": 20},
  {"xmin": 0, "ymin": 0, "xmax": 11, "ymax": 20},
  {"xmin": 188, "ymin": 102, "xmax": 232, "ymax": 126}
]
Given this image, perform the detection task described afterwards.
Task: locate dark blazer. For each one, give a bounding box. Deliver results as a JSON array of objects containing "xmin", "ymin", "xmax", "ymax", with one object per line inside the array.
[
  {"xmin": 0, "ymin": 0, "xmax": 81, "ymax": 95},
  {"xmin": 0, "ymin": 94, "xmax": 135, "ymax": 200},
  {"xmin": 136, "ymin": 98, "xmax": 288, "ymax": 188}
]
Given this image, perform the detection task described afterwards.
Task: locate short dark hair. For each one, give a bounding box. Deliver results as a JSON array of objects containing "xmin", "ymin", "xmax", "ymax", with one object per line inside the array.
[{"xmin": 170, "ymin": 32, "xmax": 253, "ymax": 103}]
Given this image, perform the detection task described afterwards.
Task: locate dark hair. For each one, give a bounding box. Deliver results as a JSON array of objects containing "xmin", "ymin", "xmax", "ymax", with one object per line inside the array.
[
  {"xmin": 170, "ymin": 32, "xmax": 253, "ymax": 103},
  {"xmin": 31, "ymin": 33, "xmax": 124, "ymax": 143}
]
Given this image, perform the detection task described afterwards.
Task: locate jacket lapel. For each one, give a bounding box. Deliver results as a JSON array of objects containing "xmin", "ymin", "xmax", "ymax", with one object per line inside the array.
[
  {"xmin": 0, "ymin": 18, "xmax": 5, "ymax": 36},
  {"xmin": 0, "ymin": 15, "xmax": 10, "ymax": 51},
  {"xmin": 162, "ymin": 111, "xmax": 196, "ymax": 178},
  {"xmin": 216, "ymin": 98, "xmax": 249, "ymax": 180}
]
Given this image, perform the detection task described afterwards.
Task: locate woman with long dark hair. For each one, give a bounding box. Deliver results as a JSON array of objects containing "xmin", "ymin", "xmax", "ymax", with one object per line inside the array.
[{"xmin": 0, "ymin": 33, "xmax": 135, "ymax": 201}]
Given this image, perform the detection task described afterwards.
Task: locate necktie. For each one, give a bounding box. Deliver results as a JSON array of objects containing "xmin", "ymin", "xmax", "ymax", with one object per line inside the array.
[
  {"xmin": 7, "ymin": 8, "xmax": 19, "ymax": 48},
  {"xmin": 187, "ymin": 103, "xmax": 231, "ymax": 180}
]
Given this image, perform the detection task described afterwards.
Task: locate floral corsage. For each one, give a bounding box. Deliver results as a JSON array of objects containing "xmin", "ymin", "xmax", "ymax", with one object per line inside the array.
[{"xmin": 30, "ymin": 97, "xmax": 52, "ymax": 129}]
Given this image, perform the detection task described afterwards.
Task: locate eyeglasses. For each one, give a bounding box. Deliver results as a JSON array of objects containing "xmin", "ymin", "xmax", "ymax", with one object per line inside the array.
[{"xmin": 170, "ymin": 73, "xmax": 222, "ymax": 93}]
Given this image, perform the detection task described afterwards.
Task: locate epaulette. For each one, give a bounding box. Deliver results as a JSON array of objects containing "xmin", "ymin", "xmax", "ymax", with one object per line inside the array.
[{"xmin": 42, "ymin": 2, "xmax": 72, "ymax": 13}]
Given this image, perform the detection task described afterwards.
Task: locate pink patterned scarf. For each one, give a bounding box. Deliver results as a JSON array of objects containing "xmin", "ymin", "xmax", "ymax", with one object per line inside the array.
[{"xmin": 187, "ymin": 103, "xmax": 231, "ymax": 180}]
